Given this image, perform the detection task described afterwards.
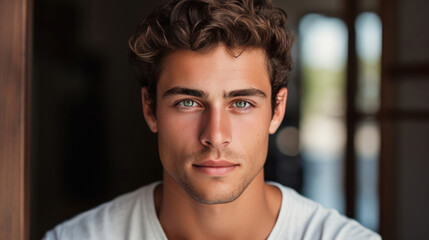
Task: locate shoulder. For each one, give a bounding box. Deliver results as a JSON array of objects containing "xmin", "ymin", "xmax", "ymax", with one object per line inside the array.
[
  {"xmin": 268, "ymin": 182, "xmax": 381, "ymax": 240},
  {"xmin": 43, "ymin": 182, "xmax": 164, "ymax": 240}
]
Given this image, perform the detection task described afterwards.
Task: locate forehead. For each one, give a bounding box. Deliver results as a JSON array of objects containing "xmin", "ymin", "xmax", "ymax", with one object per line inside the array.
[{"xmin": 157, "ymin": 46, "xmax": 270, "ymax": 94}]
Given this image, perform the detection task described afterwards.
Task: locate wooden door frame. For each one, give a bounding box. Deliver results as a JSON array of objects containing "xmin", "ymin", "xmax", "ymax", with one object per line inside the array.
[
  {"xmin": 0, "ymin": 0, "xmax": 32, "ymax": 239},
  {"xmin": 379, "ymin": 0, "xmax": 396, "ymax": 238}
]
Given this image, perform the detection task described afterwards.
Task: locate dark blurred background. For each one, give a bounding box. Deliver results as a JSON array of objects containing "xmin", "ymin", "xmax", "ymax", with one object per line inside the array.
[
  {"xmin": 15, "ymin": 0, "xmax": 429, "ymax": 239},
  {"xmin": 30, "ymin": 0, "xmax": 164, "ymax": 238}
]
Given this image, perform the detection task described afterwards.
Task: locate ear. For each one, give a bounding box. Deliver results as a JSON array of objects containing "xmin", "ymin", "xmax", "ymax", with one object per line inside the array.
[
  {"xmin": 141, "ymin": 87, "xmax": 158, "ymax": 133},
  {"xmin": 269, "ymin": 87, "xmax": 288, "ymax": 134}
]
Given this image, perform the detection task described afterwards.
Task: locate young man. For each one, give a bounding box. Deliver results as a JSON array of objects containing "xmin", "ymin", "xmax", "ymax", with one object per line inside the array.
[{"xmin": 45, "ymin": 0, "xmax": 381, "ymax": 239}]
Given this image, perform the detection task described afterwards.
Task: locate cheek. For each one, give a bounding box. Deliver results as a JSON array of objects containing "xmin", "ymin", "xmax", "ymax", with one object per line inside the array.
[
  {"xmin": 231, "ymin": 113, "xmax": 271, "ymax": 156},
  {"xmin": 157, "ymin": 111, "xmax": 200, "ymax": 157}
]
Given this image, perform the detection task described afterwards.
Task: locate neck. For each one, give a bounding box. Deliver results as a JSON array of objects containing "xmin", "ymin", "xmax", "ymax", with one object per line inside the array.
[{"xmin": 155, "ymin": 171, "xmax": 282, "ymax": 240}]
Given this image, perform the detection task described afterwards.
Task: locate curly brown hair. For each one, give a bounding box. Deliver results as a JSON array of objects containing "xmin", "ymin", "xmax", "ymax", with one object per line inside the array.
[{"xmin": 129, "ymin": 0, "xmax": 293, "ymax": 113}]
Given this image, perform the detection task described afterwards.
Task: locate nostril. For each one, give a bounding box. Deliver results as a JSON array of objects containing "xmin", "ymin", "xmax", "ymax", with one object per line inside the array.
[{"xmin": 204, "ymin": 140, "xmax": 212, "ymax": 146}]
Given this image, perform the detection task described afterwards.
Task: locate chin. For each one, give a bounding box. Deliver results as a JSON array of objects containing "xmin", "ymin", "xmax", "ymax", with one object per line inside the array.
[
  {"xmin": 179, "ymin": 178, "xmax": 251, "ymax": 205},
  {"xmin": 188, "ymin": 190, "xmax": 242, "ymax": 205}
]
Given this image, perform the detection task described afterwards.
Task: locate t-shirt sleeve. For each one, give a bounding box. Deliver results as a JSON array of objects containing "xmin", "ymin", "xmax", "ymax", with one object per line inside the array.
[
  {"xmin": 42, "ymin": 230, "xmax": 58, "ymax": 240},
  {"xmin": 39, "ymin": 182, "xmax": 166, "ymax": 240},
  {"xmin": 268, "ymin": 183, "xmax": 382, "ymax": 240}
]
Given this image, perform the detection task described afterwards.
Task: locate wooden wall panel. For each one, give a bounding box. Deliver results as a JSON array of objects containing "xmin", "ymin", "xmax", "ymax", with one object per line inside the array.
[{"xmin": 0, "ymin": 0, "xmax": 32, "ymax": 239}]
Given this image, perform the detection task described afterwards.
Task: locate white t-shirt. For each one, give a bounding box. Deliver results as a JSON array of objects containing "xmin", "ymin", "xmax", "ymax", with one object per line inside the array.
[{"xmin": 43, "ymin": 181, "xmax": 381, "ymax": 240}]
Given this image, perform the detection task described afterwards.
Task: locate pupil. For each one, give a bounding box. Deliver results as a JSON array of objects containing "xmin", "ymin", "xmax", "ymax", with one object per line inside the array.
[{"xmin": 185, "ymin": 100, "xmax": 192, "ymax": 106}]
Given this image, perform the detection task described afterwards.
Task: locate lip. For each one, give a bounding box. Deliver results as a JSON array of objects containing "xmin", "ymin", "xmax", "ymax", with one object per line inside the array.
[{"xmin": 192, "ymin": 160, "xmax": 239, "ymax": 176}]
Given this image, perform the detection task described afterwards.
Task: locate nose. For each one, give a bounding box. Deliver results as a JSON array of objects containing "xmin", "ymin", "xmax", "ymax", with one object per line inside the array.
[{"xmin": 199, "ymin": 107, "xmax": 232, "ymax": 149}]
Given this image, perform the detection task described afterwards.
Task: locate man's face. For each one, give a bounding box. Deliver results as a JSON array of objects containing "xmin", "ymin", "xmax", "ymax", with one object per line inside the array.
[{"xmin": 143, "ymin": 45, "xmax": 286, "ymax": 204}]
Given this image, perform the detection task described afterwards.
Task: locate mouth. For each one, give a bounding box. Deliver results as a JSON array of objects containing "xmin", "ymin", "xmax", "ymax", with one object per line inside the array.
[{"xmin": 192, "ymin": 160, "xmax": 239, "ymax": 176}]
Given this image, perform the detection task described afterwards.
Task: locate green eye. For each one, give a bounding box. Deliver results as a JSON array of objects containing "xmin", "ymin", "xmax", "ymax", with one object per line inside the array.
[
  {"xmin": 182, "ymin": 99, "xmax": 195, "ymax": 107},
  {"xmin": 234, "ymin": 100, "xmax": 248, "ymax": 108}
]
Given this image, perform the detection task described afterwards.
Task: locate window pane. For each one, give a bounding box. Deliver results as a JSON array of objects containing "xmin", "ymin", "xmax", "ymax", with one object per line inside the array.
[
  {"xmin": 355, "ymin": 119, "xmax": 380, "ymax": 231},
  {"xmin": 299, "ymin": 14, "xmax": 348, "ymax": 213},
  {"xmin": 355, "ymin": 12, "xmax": 382, "ymax": 231},
  {"xmin": 356, "ymin": 12, "xmax": 382, "ymax": 114}
]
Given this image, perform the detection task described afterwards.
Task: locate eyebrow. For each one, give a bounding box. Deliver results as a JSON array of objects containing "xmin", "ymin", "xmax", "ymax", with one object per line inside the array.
[
  {"xmin": 163, "ymin": 87, "xmax": 207, "ymax": 98},
  {"xmin": 162, "ymin": 87, "xmax": 266, "ymax": 99},
  {"xmin": 224, "ymin": 88, "xmax": 266, "ymax": 98}
]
